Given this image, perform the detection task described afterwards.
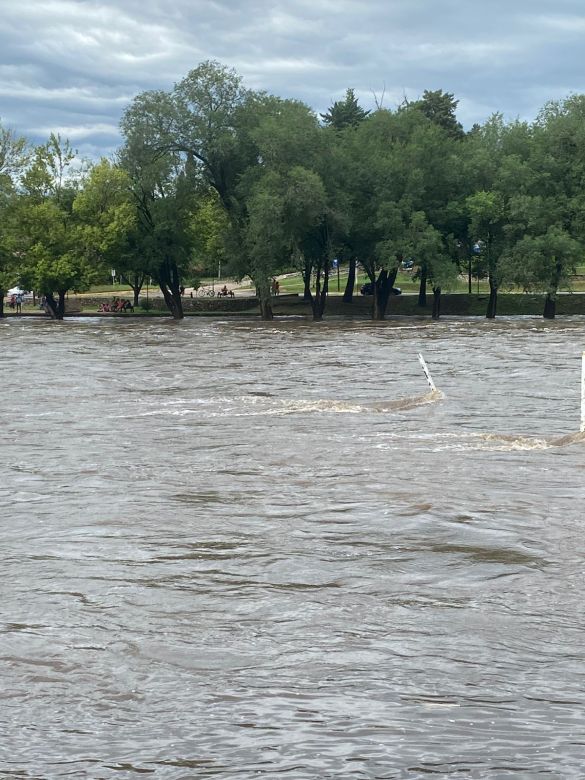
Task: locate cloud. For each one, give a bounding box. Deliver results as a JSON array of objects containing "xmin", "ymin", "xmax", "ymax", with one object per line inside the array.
[{"xmin": 1, "ymin": 0, "xmax": 585, "ymax": 157}]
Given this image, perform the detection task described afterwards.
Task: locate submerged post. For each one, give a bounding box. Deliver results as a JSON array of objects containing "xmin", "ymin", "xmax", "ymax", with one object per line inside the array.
[
  {"xmin": 581, "ymin": 352, "xmax": 585, "ymax": 433},
  {"xmin": 418, "ymin": 353, "xmax": 437, "ymax": 393}
]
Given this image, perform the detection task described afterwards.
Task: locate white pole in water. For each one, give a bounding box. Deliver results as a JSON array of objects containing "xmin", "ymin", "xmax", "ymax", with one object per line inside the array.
[
  {"xmin": 418, "ymin": 353, "xmax": 437, "ymax": 393},
  {"xmin": 581, "ymin": 351, "xmax": 585, "ymax": 433}
]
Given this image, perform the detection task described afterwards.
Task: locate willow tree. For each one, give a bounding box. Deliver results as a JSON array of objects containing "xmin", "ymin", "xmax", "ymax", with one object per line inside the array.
[
  {"xmin": 118, "ymin": 121, "xmax": 197, "ymax": 319},
  {"xmin": 10, "ymin": 134, "xmax": 94, "ymax": 319},
  {"xmin": 506, "ymin": 226, "xmax": 581, "ymax": 318},
  {"xmin": 121, "ymin": 61, "xmax": 337, "ymax": 320},
  {"xmin": 121, "ymin": 62, "xmax": 266, "ymax": 315}
]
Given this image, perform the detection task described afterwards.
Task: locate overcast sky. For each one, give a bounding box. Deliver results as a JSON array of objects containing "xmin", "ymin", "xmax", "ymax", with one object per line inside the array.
[{"xmin": 1, "ymin": 0, "xmax": 584, "ymax": 158}]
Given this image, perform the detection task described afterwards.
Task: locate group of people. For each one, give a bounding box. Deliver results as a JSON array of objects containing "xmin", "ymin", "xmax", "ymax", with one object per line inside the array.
[
  {"xmin": 98, "ymin": 297, "xmax": 134, "ymax": 313},
  {"xmin": 8, "ymin": 293, "xmax": 24, "ymax": 313}
]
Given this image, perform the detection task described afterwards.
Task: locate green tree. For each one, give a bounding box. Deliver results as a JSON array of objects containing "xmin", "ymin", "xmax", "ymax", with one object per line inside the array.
[
  {"xmin": 405, "ymin": 212, "xmax": 457, "ymax": 318},
  {"xmin": 344, "ymin": 104, "xmax": 463, "ymax": 319},
  {"xmin": 118, "ymin": 126, "xmax": 198, "ymax": 318},
  {"xmin": 73, "ymin": 160, "xmax": 140, "ymax": 303},
  {"xmin": 506, "ymin": 226, "xmax": 581, "ymax": 317},
  {"xmin": 12, "ymin": 135, "xmax": 94, "ymax": 319},
  {"xmin": 406, "ymin": 89, "xmax": 465, "ymax": 139},
  {"xmin": 516, "ymin": 95, "xmax": 585, "ymax": 316},
  {"xmin": 188, "ymin": 193, "xmax": 229, "ymax": 284},
  {"xmin": 466, "ymin": 190, "xmax": 506, "ymax": 318},
  {"xmin": 0, "ymin": 122, "xmax": 28, "ymax": 317},
  {"xmin": 320, "ymin": 88, "xmax": 370, "ymax": 130}
]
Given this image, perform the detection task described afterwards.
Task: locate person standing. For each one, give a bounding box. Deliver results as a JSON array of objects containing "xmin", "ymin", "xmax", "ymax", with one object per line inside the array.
[{"xmin": 15, "ymin": 293, "xmax": 23, "ymax": 314}]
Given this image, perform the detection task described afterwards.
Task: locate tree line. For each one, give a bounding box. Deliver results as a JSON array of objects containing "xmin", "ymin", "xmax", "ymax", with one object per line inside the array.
[{"xmin": 1, "ymin": 60, "xmax": 585, "ymax": 321}]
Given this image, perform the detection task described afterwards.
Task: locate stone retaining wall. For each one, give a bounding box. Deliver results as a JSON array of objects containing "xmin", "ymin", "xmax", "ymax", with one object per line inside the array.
[{"xmin": 61, "ymin": 292, "xmax": 585, "ymax": 318}]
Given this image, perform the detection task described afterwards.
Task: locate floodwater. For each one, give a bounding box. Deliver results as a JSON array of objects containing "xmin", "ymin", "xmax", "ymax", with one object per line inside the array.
[{"xmin": 1, "ymin": 315, "xmax": 585, "ymax": 779}]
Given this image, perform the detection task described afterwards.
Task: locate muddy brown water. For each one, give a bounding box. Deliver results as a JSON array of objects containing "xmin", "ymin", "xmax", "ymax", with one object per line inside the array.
[{"xmin": 1, "ymin": 316, "xmax": 584, "ymax": 779}]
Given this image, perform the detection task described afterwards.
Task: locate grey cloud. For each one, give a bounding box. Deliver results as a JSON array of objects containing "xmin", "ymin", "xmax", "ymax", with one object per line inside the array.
[{"xmin": 2, "ymin": 0, "xmax": 585, "ymax": 158}]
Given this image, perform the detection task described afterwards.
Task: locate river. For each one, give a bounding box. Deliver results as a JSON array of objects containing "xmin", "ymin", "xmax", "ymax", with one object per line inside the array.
[{"xmin": 1, "ymin": 316, "xmax": 584, "ymax": 779}]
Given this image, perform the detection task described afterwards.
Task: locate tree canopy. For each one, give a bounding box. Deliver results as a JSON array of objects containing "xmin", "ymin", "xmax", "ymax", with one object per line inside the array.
[{"xmin": 3, "ymin": 66, "xmax": 585, "ymax": 322}]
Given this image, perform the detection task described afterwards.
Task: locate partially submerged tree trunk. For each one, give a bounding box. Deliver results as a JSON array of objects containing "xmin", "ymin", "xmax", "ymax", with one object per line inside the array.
[
  {"xmin": 418, "ymin": 266, "xmax": 427, "ymax": 307},
  {"xmin": 255, "ymin": 276, "xmax": 274, "ymax": 320},
  {"xmin": 486, "ymin": 275, "xmax": 498, "ymax": 319},
  {"xmin": 45, "ymin": 290, "xmax": 66, "ymax": 320},
  {"xmin": 342, "ymin": 256, "xmax": 356, "ymax": 302},
  {"xmin": 307, "ymin": 264, "xmax": 329, "ymax": 321},
  {"xmin": 543, "ymin": 261, "xmax": 562, "ymax": 319},
  {"xmin": 432, "ymin": 286, "xmax": 441, "ymax": 319},
  {"xmin": 302, "ymin": 260, "xmax": 312, "ymax": 302},
  {"xmin": 543, "ymin": 293, "xmax": 556, "ymax": 319},
  {"xmin": 158, "ymin": 256, "xmax": 183, "ymax": 319},
  {"xmin": 372, "ymin": 266, "xmax": 399, "ymax": 320}
]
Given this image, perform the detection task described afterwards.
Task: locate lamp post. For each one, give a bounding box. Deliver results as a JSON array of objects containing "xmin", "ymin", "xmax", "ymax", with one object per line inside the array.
[{"xmin": 333, "ymin": 258, "xmax": 340, "ymax": 291}]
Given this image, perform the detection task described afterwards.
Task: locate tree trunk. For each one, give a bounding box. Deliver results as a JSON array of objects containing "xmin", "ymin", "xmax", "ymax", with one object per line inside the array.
[
  {"xmin": 543, "ymin": 293, "xmax": 556, "ymax": 319},
  {"xmin": 308, "ymin": 264, "xmax": 329, "ymax": 321},
  {"xmin": 45, "ymin": 291, "xmax": 65, "ymax": 320},
  {"xmin": 302, "ymin": 261, "xmax": 312, "ymax": 302},
  {"xmin": 259, "ymin": 298, "xmax": 274, "ymax": 320},
  {"xmin": 58, "ymin": 290, "xmax": 66, "ymax": 319},
  {"xmin": 486, "ymin": 275, "xmax": 498, "ymax": 319},
  {"xmin": 342, "ymin": 256, "xmax": 356, "ymax": 302},
  {"xmin": 255, "ymin": 276, "xmax": 274, "ymax": 320},
  {"xmin": 0, "ymin": 291, "xmax": 4, "ymax": 319},
  {"xmin": 373, "ymin": 266, "xmax": 399, "ymax": 320},
  {"xmin": 122, "ymin": 272, "xmax": 144, "ymax": 308},
  {"xmin": 418, "ymin": 266, "xmax": 427, "ymax": 307},
  {"xmin": 544, "ymin": 262, "xmax": 561, "ymax": 319},
  {"xmin": 432, "ymin": 286, "xmax": 441, "ymax": 319},
  {"xmin": 158, "ymin": 256, "xmax": 183, "ymax": 319}
]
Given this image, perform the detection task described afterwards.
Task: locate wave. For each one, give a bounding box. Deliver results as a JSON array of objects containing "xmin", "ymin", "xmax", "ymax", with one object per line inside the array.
[
  {"xmin": 477, "ymin": 430, "xmax": 585, "ymax": 451},
  {"xmin": 261, "ymin": 389, "xmax": 444, "ymax": 416}
]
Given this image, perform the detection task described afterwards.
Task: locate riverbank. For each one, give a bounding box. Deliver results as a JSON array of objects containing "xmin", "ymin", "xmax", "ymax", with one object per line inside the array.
[{"xmin": 4, "ymin": 292, "xmax": 585, "ymax": 318}]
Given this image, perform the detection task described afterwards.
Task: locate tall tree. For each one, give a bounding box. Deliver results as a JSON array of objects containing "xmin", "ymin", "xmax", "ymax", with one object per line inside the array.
[
  {"xmin": 73, "ymin": 160, "xmax": 140, "ymax": 303},
  {"xmin": 12, "ymin": 135, "xmax": 94, "ymax": 319},
  {"xmin": 0, "ymin": 121, "xmax": 28, "ymax": 317},
  {"xmin": 320, "ymin": 88, "xmax": 370, "ymax": 130},
  {"xmin": 404, "ymin": 212, "xmax": 457, "ymax": 318},
  {"xmin": 118, "ymin": 125, "xmax": 198, "ymax": 318},
  {"xmin": 407, "ymin": 89, "xmax": 465, "ymax": 139},
  {"xmin": 466, "ymin": 190, "xmax": 506, "ymax": 318},
  {"xmin": 506, "ymin": 226, "xmax": 581, "ymax": 318}
]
